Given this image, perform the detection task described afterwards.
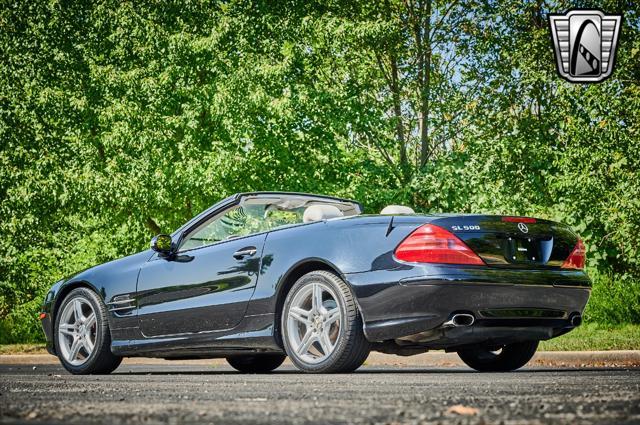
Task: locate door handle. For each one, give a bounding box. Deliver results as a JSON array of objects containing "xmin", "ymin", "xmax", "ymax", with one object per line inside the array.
[{"xmin": 233, "ymin": 247, "xmax": 257, "ymax": 259}]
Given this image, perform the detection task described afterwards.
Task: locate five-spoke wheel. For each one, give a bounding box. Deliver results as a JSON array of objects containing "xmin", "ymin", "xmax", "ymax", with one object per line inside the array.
[
  {"xmin": 282, "ymin": 270, "xmax": 370, "ymax": 373},
  {"xmin": 58, "ymin": 297, "xmax": 97, "ymax": 366},
  {"xmin": 54, "ymin": 288, "xmax": 122, "ymax": 374},
  {"xmin": 286, "ymin": 281, "xmax": 341, "ymax": 363}
]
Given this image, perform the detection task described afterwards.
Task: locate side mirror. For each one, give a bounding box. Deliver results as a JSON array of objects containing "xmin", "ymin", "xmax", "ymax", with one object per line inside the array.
[{"xmin": 151, "ymin": 234, "xmax": 174, "ymax": 256}]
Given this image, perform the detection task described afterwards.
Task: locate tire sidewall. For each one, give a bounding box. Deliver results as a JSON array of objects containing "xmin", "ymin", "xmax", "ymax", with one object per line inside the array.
[
  {"xmin": 227, "ymin": 354, "xmax": 286, "ymax": 373},
  {"xmin": 458, "ymin": 341, "xmax": 539, "ymax": 372},
  {"xmin": 54, "ymin": 287, "xmax": 108, "ymax": 374},
  {"xmin": 281, "ymin": 272, "xmax": 351, "ymax": 372}
]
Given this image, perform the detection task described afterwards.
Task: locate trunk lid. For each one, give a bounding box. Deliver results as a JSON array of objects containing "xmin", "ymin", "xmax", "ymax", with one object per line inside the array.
[{"xmin": 430, "ymin": 215, "xmax": 578, "ymax": 269}]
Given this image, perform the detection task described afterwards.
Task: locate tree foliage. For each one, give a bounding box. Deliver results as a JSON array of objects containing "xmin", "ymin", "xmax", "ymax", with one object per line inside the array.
[{"xmin": 1, "ymin": 0, "xmax": 639, "ymax": 342}]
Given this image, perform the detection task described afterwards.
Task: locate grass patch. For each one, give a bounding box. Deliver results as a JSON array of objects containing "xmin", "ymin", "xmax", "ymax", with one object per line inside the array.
[
  {"xmin": 0, "ymin": 343, "xmax": 47, "ymax": 355},
  {"xmin": 540, "ymin": 323, "xmax": 640, "ymax": 351},
  {"xmin": 1, "ymin": 325, "xmax": 638, "ymax": 354}
]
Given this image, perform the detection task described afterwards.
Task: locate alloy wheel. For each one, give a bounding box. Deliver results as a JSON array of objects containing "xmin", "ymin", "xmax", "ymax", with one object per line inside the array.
[
  {"xmin": 286, "ymin": 281, "xmax": 342, "ymax": 364},
  {"xmin": 57, "ymin": 297, "xmax": 97, "ymax": 366}
]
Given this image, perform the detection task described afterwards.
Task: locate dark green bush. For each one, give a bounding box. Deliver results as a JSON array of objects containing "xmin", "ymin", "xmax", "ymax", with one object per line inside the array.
[
  {"xmin": 0, "ymin": 298, "xmax": 45, "ymax": 344},
  {"xmin": 584, "ymin": 270, "xmax": 640, "ymax": 325}
]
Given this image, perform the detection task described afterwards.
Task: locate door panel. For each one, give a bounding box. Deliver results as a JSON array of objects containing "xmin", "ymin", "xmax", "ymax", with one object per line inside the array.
[{"xmin": 136, "ymin": 234, "xmax": 267, "ymax": 337}]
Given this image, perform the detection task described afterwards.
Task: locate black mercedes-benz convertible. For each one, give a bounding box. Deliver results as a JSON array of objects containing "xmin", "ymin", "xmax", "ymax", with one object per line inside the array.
[{"xmin": 40, "ymin": 192, "xmax": 590, "ymax": 374}]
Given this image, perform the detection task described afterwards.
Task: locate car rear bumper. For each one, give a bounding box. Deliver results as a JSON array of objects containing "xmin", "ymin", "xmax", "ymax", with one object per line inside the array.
[{"xmin": 346, "ymin": 267, "xmax": 590, "ymax": 345}]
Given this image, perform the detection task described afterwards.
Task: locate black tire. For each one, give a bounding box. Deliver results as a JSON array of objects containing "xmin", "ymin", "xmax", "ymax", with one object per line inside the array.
[
  {"xmin": 281, "ymin": 270, "xmax": 370, "ymax": 373},
  {"xmin": 457, "ymin": 340, "xmax": 539, "ymax": 372},
  {"xmin": 226, "ymin": 354, "xmax": 286, "ymax": 373},
  {"xmin": 54, "ymin": 287, "xmax": 122, "ymax": 375}
]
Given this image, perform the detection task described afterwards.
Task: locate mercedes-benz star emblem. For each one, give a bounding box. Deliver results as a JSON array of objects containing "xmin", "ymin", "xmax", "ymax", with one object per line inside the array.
[{"xmin": 517, "ymin": 223, "xmax": 529, "ymax": 233}]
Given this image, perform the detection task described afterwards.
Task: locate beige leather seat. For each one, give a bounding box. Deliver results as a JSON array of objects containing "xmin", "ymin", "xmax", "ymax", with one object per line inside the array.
[
  {"xmin": 380, "ymin": 205, "xmax": 415, "ymax": 215},
  {"xmin": 303, "ymin": 205, "xmax": 344, "ymax": 223}
]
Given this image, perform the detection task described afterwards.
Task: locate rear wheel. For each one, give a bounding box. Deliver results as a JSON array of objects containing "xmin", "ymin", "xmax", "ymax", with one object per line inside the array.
[
  {"xmin": 54, "ymin": 287, "xmax": 122, "ymax": 374},
  {"xmin": 281, "ymin": 270, "xmax": 370, "ymax": 373},
  {"xmin": 226, "ymin": 354, "xmax": 286, "ymax": 373},
  {"xmin": 457, "ymin": 340, "xmax": 539, "ymax": 372}
]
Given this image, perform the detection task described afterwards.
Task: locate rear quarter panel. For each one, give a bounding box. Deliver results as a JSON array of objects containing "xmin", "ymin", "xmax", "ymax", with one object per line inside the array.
[
  {"xmin": 246, "ymin": 215, "xmax": 433, "ymax": 315},
  {"xmin": 247, "ymin": 214, "xmax": 590, "ymax": 342}
]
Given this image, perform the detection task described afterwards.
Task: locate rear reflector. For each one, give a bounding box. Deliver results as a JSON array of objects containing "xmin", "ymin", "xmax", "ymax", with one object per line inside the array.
[
  {"xmin": 395, "ymin": 224, "xmax": 485, "ymax": 265},
  {"xmin": 561, "ymin": 239, "xmax": 586, "ymax": 270},
  {"xmin": 38, "ymin": 312, "xmax": 46, "ymax": 320},
  {"xmin": 501, "ymin": 216, "xmax": 537, "ymax": 223}
]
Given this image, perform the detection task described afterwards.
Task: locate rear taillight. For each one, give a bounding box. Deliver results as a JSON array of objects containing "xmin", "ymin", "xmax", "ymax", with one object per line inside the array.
[
  {"xmin": 395, "ymin": 224, "xmax": 485, "ymax": 265},
  {"xmin": 561, "ymin": 239, "xmax": 586, "ymax": 270}
]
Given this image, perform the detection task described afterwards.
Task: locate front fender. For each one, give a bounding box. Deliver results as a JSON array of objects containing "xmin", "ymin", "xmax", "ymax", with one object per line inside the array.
[{"xmin": 40, "ymin": 249, "xmax": 154, "ymax": 353}]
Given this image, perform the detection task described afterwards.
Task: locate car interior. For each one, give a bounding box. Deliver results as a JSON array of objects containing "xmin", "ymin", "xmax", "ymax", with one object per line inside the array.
[
  {"xmin": 180, "ymin": 195, "xmax": 360, "ymax": 250},
  {"xmin": 180, "ymin": 194, "xmax": 416, "ymax": 251}
]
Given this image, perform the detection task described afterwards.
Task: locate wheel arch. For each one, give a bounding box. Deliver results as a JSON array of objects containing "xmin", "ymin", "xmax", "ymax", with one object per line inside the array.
[
  {"xmin": 273, "ymin": 258, "xmax": 351, "ymax": 348},
  {"xmin": 52, "ymin": 280, "xmax": 103, "ymax": 329}
]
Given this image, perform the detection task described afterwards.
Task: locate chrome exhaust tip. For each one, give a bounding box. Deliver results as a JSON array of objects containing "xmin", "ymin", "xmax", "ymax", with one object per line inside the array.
[
  {"xmin": 443, "ymin": 313, "xmax": 475, "ymax": 328},
  {"xmin": 570, "ymin": 314, "xmax": 582, "ymax": 327}
]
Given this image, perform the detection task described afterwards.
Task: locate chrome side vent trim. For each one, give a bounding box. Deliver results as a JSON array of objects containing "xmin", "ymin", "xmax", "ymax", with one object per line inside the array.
[{"xmin": 107, "ymin": 295, "xmax": 136, "ymax": 313}]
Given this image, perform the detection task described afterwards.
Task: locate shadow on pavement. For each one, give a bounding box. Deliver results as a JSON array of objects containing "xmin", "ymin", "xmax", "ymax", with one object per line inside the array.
[{"xmin": 110, "ymin": 366, "xmax": 639, "ymax": 376}]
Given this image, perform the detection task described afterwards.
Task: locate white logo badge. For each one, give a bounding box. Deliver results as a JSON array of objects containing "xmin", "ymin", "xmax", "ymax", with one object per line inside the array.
[
  {"xmin": 517, "ymin": 223, "xmax": 529, "ymax": 234},
  {"xmin": 549, "ymin": 10, "xmax": 622, "ymax": 83}
]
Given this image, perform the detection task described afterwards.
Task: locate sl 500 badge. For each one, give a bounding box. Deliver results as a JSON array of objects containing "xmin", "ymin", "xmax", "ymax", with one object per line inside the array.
[{"xmin": 452, "ymin": 225, "xmax": 480, "ymax": 231}]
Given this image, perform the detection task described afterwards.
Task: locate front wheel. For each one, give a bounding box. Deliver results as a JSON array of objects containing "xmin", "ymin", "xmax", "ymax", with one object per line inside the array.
[
  {"xmin": 457, "ymin": 340, "xmax": 539, "ymax": 372},
  {"xmin": 54, "ymin": 287, "xmax": 122, "ymax": 374},
  {"xmin": 226, "ymin": 354, "xmax": 286, "ymax": 373},
  {"xmin": 281, "ymin": 270, "xmax": 370, "ymax": 373}
]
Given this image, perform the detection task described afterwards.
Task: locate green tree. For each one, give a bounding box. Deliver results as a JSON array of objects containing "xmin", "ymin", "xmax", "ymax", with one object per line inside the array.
[{"xmin": 1, "ymin": 0, "xmax": 638, "ymax": 342}]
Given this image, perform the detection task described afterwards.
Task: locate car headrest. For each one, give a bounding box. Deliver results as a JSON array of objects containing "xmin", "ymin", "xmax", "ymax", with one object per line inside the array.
[
  {"xmin": 380, "ymin": 205, "xmax": 415, "ymax": 215},
  {"xmin": 303, "ymin": 205, "xmax": 344, "ymax": 223}
]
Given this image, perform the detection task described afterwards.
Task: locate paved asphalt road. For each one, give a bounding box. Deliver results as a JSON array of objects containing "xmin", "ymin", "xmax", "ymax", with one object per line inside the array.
[{"xmin": 1, "ymin": 362, "xmax": 639, "ymax": 425}]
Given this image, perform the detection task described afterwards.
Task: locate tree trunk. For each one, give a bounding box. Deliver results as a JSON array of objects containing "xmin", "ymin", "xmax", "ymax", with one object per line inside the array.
[
  {"xmin": 389, "ymin": 52, "xmax": 408, "ymax": 179},
  {"xmin": 418, "ymin": 0, "xmax": 432, "ymax": 167},
  {"xmin": 385, "ymin": 0, "xmax": 409, "ymax": 182}
]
